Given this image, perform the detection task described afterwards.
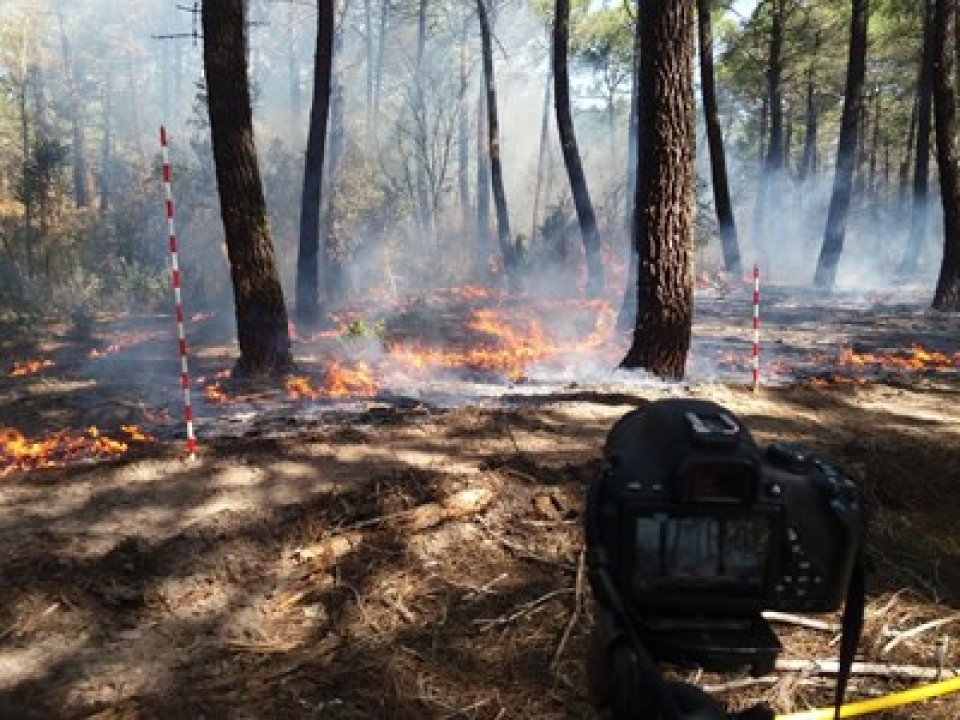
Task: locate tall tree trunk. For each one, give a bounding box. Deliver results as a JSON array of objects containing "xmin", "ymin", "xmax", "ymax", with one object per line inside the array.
[
  {"xmin": 202, "ymin": 0, "xmax": 293, "ymax": 376},
  {"xmin": 620, "ymin": 0, "xmax": 695, "ymax": 380},
  {"xmin": 899, "ymin": 84, "xmax": 918, "ymax": 205},
  {"xmin": 900, "ymin": 0, "xmax": 935, "ymax": 276},
  {"xmin": 295, "ymin": 0, "xmax": 334, "ymax": 330},
  {"xmin": 323, "ymin": 77, "xmax": 346, "ymax": 305},
  {"xmin": 477, "ymin": 0, "xmax": 518, "ymax": 289},
  {"xmin": 868, "ymin": 89, "xmax": 881, "ymax": 208},
  {"xmin": 932, "ymin": 0, "xmax": 960, "ymax": 308},
  {"xmin": 799, "ymin": 56, "xmax": 818, "ymax": 183},
  {"xmin": 765, "ymin": 0, "xmax": 784, "ymax": 172},
  {"xmin": 697, "ymin": 0, "xmax": 741, "ymax": 275},
  {"xmin": 554, "ymin": 0, "xmax": 604, "ymax": 295},
  {"xmin": 415, "ymin": 0, "xmax": 431, "ymax": 241},
  {"xmin": 814, "ymin": 0, "xmax": 869, "ymax": 289},
  {"xmin": 364, "ymin": 0, "xmax": 374, "ymax": 143},
  {"xmin": 476, "ymin": 84, "xmax": 491, "ymax": 268},
  {"xmin": 100, "ymin": 69, "xmax": 112, "ymax": 213},
  {"xmin": 617, "ymin": 0, "xmax": 642, "ymax": 333},
  {"xmin": 373, "ymin": 0, "xmax": 389, "ymax": 145},
  {"xmin": 753, "ymin": 0, "xmax": 784, "ymax": 246},
  {"xmin": 530, "ymin": 63, "xmax": 552, "ymax": 255},
  {"xmin": 458, "ymin": 14, "xmax": 471, "ymax": 234},
  {"xmin": 57, "ymin": 15, "xmax": 88, "ymax": 209}
]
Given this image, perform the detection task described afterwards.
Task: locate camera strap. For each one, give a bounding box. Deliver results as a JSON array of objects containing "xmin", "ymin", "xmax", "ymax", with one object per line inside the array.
[{"xmin": 833, "ymin": 548, "xmax": 866, "ymax": 720}]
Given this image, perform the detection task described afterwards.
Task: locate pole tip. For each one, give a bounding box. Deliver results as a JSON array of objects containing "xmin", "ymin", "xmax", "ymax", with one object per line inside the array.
[{"xmin": 160, "ymin": 125, "xmax": 167, "ymax": 145}]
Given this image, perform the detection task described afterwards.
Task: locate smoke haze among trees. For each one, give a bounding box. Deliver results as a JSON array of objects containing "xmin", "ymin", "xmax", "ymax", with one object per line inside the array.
[{"xmin": 0, "ymin": 0, "xmax": 956, "ymax": 330}]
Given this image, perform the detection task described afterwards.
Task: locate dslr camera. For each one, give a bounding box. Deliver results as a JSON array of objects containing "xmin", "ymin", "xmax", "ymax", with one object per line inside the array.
[{"xmin": 585, "ymin": 399, "xmax": 864, "ymax": 719}]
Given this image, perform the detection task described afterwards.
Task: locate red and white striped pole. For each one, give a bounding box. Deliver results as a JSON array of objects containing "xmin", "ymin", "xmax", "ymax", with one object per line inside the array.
[
  {"xmin": 160, "ymin": 125, "xmax": 197, "ymax": 460},
  {"xmin": 752, "ymin": 263, "xmax": 760, "ymax": 391}
]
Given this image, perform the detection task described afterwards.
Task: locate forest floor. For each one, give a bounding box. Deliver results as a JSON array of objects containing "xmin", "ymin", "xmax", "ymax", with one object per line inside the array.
[{"xmin": 0, "ymin": 281, "xmax": 958, "ymax": 719}]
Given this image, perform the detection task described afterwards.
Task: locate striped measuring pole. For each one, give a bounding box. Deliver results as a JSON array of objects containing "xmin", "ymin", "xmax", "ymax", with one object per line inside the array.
[
  {"xmin": 752, "ymin": 264, "xmax": 760, "ymax": 391},
  {"xmin": 160, "ymin": 126, "xmax": 197, "ymax": 460}
]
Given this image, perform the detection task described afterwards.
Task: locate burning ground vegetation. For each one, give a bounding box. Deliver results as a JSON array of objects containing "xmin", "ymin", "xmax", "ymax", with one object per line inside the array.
[{"xmin": 0, "ymin": 280, "xmax": 958, "ymax": 719}]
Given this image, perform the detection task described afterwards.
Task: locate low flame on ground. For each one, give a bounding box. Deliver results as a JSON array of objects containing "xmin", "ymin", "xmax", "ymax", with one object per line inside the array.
[
  {"xmin": 8, "ymin": 359, "xmax": 55, "ymax": 377},
  {"xmin": 88, "ymin": 330, "xmax": 159, "ymax": 358},
  {"xmin": 838, "ymin": 344, "xmax": 960, "ymax": 371},
  {"xmin": 1, "ymin": 425, "xmax": 154, "ymax": 476},
  {"xmin": 286, "ymin": 361, "xmax": 378, "ymax": 400}
]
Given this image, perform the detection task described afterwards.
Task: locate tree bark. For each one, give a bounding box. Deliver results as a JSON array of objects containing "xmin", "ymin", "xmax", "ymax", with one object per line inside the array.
[
  {"xmin": 295, "ymin": 0, "xmax": 334, "ymax": 330},
  {"xmin": 477, "ymin": 0, "xmax": 518, "ymax": 289},
  {"xmin": 202, "ymin": 0, "xmax": 293, "ymax": 375},
  {"xmin": 476, "ymin": 84, "xmax": 491, "ymax": 268},
  {"xmin": 530, "ymin": 63, "xmax": 552, "ymax": 255},
  {"xmin": 554, "ymin": 0, "xmax": 604, "ymax": 295},
  {"xmin": 814, "ymin": 0, "xmax": 869, "ymax": 289},
  {"xmin": 900, "ymin": 0, "xmax": 935, "ymax": 276},
  {"xmin": 932, "ymin": 0, "xmax": 960, "ymax": 308},
  {"xmin": 799, "ymin": 32, "xmax": 820, "ymax": 184},
  {"xmin": 697, "ymin": 0, "xmax": 740, "ymax": 275},
  {"xmin": 620, "ymin": 0, "xmax": 695, "ymax": 380}
]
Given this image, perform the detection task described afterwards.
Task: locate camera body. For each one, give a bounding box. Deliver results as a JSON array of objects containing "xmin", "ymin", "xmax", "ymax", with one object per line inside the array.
[{"xmin": 591, "ymin": 398, "xmax": 863, "ymax": 616}]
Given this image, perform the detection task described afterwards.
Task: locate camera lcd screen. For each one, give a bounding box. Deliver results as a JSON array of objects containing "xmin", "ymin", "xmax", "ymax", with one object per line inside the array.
[{"xmin": 634, "ymin": 514, "xmax": 770, "ymax": 588}]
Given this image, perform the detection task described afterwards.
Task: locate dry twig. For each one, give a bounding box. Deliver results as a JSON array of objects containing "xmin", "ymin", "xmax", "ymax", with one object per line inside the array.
[{"xmin": 881, "ymin": 613, "xmax": 960, "ymax": 655}]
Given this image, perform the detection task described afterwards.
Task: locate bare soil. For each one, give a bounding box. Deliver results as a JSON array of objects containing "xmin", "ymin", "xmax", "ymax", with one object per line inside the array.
[{"xmin": 0, "ymin": 287, "xmax": 958, "ymax": 720}]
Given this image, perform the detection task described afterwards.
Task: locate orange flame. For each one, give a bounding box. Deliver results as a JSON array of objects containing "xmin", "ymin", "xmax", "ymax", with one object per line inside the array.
[
  {"xmin": 9, "ymin": 359, "xmax": 54, "ymax": 377},
  {"xmin": 285, "ymin": 362, "xmax": 379, "ymax": 400},
  {"xmin": 204, "ymin": 382, "xmax": 230, "ymax": 404},
  {"xmin": 88, "ymin": 331, "xmax": 158, "ymax": 358},
  {"xmin": 1, "ymin": 426, "xmax": 133, "ymax": 476},
  {"xmin": 837, "ymin": 344, "xmax": 960, "ymax": 371}
]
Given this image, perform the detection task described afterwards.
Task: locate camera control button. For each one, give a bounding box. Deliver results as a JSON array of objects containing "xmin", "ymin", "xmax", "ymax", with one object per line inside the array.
[
  {"xmin": 787, "ymin": 527, "xmax": 799, "ymax": 542},
  {"xmin": 813, "ymin": 575, "xmax": 823, "ymax": 584},
  {"xmin": 766, "ymin": 482, "xmax": 783, "ymax": 497},
  {"xmin": 798, "ymin": 560, "xmax": 811, "ymax": 570}
]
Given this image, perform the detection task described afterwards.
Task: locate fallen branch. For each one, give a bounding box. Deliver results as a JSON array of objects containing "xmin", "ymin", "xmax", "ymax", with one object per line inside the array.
[
  {"xmin": 881, "ymin": 613, "xmax": 960, "ymax": 655},
  {"xmin": 775, "ymin": 658, "xmax": 960, "ymax": 680},
  {"xmin": 551, "ymin": 547, "xmax": 586, "ymax": 670},
  {"xmin": 473, "ymin": 588, "xmax": 574, "ymax": 631},
  {"xmin": 762, "ymin": 611, "xmax": 840, "ymax": 633}
]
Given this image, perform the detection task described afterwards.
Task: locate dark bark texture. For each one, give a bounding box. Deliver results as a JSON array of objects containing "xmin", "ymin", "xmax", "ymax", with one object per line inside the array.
[
  {"xmin": 697, "ymin": 0, "xmax": 740, "ymax": 276},
  {"xmin": 620, "ymin": 0, "xmax": 695, "ymax": 380},
  {"xmin": 476, "ymin": 0, "xmax": 518, "ymax": 289},
  {"xmin": 554, "ymin": 0, "xmax": 604, "ymax": 296},
  {"xmin": 932, "ymin": 0, "xmax": 960, "ymax": 308},
  {"xmin": 814, "ymin": 0, "xmax": 869, "ymax": 289},
  {"xmin": 900, "ymin": 0, "xmax": 935, "ymax": 275},
  {"xmin": 295, "ymin": 0, "xmax": 334, "ymax": 329},
  {"xmin": 202, "ymin": 0, "xmax": 293, "ymax": 376}
]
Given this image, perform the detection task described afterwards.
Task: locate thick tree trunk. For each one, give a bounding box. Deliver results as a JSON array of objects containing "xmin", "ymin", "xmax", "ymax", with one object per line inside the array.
[
  {"xmin": 814, "ymin": 0, "xmax": 869, "ymax": 289},
  {"xmin": 554, "ymin": 0, "xmax": 604, "ymax": 296},
  {"xmin": 295, "ymin": 0, "xmax": 334, "ymax": 330},
  {"xmin": 697, "ymin": 0, "xmax": 740, "ymax": 275},
  {"xmin": 202, "ymin": 0, "xmax": 293, "ymax": 376},
  {"xmin": 620, "ymin": 0, "xmax": 695, "ymax": 380},
  {"xmin": 932, "ymin": 0, "xmax": 960, "ymax": 308},
  {"xmin": 900, "ymin": 0, "xmax": 935, "ymax": 276},
  {"xmin": 477, "ymin": 0, "xmax": 518, "ymax": 289}
]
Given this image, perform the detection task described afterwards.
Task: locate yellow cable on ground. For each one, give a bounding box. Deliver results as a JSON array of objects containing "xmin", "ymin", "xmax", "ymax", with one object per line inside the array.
[{"xmin": 775, "ymin": 675, "xmax": 960, "ymax": 719}]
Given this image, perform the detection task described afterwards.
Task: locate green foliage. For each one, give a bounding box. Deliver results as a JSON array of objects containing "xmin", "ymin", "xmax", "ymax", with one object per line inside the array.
[{"xmin": 343, "ymin": 316, "xmax": 387, "ymax": 341}]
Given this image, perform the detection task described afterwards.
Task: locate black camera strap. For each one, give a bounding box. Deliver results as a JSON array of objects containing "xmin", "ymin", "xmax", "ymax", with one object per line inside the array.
[{"xmin": 833, "ymin": 548, "xmax": 866, "ymax": 720}]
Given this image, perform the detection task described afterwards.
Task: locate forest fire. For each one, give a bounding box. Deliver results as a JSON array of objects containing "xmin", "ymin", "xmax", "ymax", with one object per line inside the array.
[
  {"xmin": 285, "ymin": 361, "xmax": 378, "ymax": 400},
  {"xmin": 8, "ymin": 359, "xmax": 55, "ymax": 377},
  {"xmin": 87, "ymin": 330, "xmax": 159, "ymax": 358},
  {"xmin": 0, "ymin": 425, "xmax": 152, "ymax": 476},
  {"xmin": 837, "ymin": 344, "xmax": 960, "ymax": 371}
]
